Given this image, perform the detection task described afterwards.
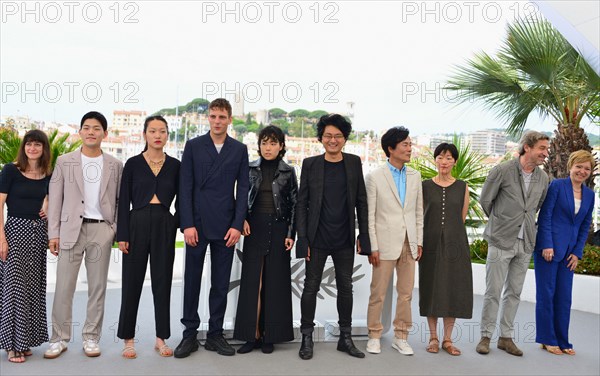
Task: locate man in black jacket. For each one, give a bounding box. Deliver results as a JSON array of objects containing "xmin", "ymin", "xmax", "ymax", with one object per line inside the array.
[{"xmin": 295, "ymin": 114, "xmax": 371, "ymax": 360}]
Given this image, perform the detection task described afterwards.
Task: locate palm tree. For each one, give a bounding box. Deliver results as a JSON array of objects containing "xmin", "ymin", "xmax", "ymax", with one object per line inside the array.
[
  {"xmin": 47, "ymin": 130, "xmax": 82, "ymax": 168},
  {"xmin": 446, "ymin": 16, "xmax": 600, "ymax": 185},
  {"xmin": 411, "ymin": 135, "xmax": 489, "ymax": 226},
  {"xmin": 0, "ymin": 127, "xmax": 22, "ymax": 168}
]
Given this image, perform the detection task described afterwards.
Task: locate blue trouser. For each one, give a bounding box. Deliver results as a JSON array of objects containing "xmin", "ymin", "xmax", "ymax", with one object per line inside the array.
[
  {"xmin": 534, "ymin": 252, "xmax": 574, "ymax": 349},
  {"xmin": 181, "ymin": 236, "xmax": 234, "ymax": 339}
]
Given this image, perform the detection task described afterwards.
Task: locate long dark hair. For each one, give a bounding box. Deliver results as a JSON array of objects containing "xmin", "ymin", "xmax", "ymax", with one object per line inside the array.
[
  {"xmin": 15, "ymin": 129, "xmax": 52, "ymax": 176},
  {"xmin": 142, "ymin": 115, "xmax": 169, "ymax": 152}
]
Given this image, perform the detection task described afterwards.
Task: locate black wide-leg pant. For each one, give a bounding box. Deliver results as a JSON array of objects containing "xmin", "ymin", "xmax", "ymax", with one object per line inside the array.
[{"xmin": 117, "ymin": 204, "xmax": 176, "ymax": 340}]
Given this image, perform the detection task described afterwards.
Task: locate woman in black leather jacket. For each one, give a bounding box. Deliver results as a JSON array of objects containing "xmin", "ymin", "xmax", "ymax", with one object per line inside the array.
[{"xmin": 234, "ymin": 125, "xmax": 298, "ymax": 354}]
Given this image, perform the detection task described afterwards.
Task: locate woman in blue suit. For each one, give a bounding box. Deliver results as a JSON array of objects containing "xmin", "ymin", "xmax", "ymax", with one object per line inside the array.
[{"xmin": 534, "ymin": 150, "xmax": 595, "ymax": 356}]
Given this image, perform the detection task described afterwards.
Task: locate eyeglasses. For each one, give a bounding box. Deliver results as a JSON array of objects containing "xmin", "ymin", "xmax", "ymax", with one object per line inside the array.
[{"xmin": 322, "ymin": 134, "xmax": 345, "ymax": 141}]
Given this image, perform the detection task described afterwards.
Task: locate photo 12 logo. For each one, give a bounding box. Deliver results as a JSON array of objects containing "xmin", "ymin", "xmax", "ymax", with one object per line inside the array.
[
  {"xmin": 400, "ymin": 1, "xmax": 540, "ymax": 23},
  {"xmin": 401, "ymin": 81, "xmax": 478, "ymax": 104},
  {"xmin": 1, "ymin": 1, "xmax": 140, "ymax": 23},
  {"xmin": 200, "ymin": 1, "xmax": 340, "ymax": 23},
  {"xmin": 202, "ymin": 81, "xmax": 340, "ymax": 104},
  {"xmin": 1, "ymin": 81, "xmax": 140, "ymax": 104}
]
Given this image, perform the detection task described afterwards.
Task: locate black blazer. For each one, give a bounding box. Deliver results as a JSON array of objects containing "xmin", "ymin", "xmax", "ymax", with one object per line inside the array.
[
  {"xmin": 295, "ymin": 152, "xmax": 371, "ymax": 258},
  {"xmin": 179, "ymin": 133, "xmax": 249, "ymax": 240}
]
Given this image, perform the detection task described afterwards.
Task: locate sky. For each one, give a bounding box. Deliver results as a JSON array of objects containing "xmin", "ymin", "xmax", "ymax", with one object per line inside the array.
[{"xmin": 1, "ymin": 0, "xmax": 597, "ymax": 136}]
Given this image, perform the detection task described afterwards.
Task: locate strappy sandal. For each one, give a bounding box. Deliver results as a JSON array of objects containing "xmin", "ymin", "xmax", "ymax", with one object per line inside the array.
[
  {"xmin": 442, "ymin": 340, "xmax": 461, "ymax": 356},
  {"xmin": 426, "ymin": 337, "xmax": 439, "ymax": 353},
  {"xmin": 122, "ymin": 346, "xmax": 137, "ymax": 359},
  {"xmin": 8, "ymin": 350, "xmax": 25, "ymax": 363},
  {"xmin": 22, "ymin": 348, "xmax": 32, "ymax": 356},
  {"xmin": 561, "ymin": 348, "xmax": 575, "ymax": 355},
  {"xmin": 541, "ymin": 344, "xmax": 562, "ymax": 355},
  {"xmin": 154, "ymin": 344, "xmax": 173, "ymax": 357}
]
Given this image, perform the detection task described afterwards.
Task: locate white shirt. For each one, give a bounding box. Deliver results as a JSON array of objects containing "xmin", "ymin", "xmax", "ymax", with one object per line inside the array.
[
  {"xmin": 574, "ymin": 198, "xmax": 581, "ymax": 215},
  {"xmin": 214, "ymin": 143, "xmax": 224, "ymax": 154},
  {"xmin": 81, "ymin": 154, "xmax": 104, "ymax": 220}
]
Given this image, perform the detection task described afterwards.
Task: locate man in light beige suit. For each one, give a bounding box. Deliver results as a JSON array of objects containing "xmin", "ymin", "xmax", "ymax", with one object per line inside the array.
[
  {"xmin": 44, "ymin": 111, "xmax": 123, "ymax": 359},
  {"xmin": 365, "ymin": 126, "xmax": 423, "ymax": 356}
]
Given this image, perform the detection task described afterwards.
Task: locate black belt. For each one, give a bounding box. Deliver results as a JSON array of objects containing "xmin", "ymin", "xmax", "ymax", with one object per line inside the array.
[{"xmin": 82, "ymin": 218, "xmax": 105, "ymax": 223}]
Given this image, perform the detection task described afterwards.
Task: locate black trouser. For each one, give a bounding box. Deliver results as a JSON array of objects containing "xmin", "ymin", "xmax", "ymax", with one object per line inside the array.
[
  {"xmin": 300, "ymin": 247, "xmax": 355, "ymax": 334},
  {"xmin": 181, "ymin": 237, "xmax": 234, "ymax": 339},
  {"xmin": 117, "ymin": 204, "xmax": 176, "ymax": 340}
]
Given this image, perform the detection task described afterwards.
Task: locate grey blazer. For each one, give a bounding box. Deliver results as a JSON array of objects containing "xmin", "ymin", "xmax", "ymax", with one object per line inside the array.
[
  {"xmin": 48, "ymin": 149, "xmax": 123, "ymax": 249},
  {"xmin": 480, "ymin": 158, "xmax": 548, "ymax": 253}
]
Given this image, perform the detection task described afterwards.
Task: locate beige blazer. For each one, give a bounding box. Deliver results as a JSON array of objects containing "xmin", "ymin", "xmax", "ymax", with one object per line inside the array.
[
  {"xmin": 48, "ymin": 149, "xmax": 123, "ymax": 249},
  {"xmin": 366, "ymin": 164, "xmax": 423, "ymax": 260}
]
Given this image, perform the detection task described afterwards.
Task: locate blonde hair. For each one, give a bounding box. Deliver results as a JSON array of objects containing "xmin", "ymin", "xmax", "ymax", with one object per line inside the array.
[{"xmin": 567, "ymin": 150, "xmax": 596, "ymax": 170}]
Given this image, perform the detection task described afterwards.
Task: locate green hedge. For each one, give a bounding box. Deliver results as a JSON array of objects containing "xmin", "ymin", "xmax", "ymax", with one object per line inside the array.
[
  {"xmin": 469, "ymin": 239, "xmax": 600, "ymax": 276},
  {"xmin": 575, "ymin": 244, "xmax": 600, "ymax": 276}
]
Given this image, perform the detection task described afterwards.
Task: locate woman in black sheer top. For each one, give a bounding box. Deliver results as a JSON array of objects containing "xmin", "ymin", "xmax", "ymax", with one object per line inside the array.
[{"xmin": 234, "ymin": 125, "xmax": 298, "ymax": 354}]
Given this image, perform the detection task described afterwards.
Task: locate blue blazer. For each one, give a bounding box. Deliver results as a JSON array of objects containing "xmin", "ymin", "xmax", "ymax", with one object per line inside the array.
[
  {"xmin": 534, "ymin": 177, "xmax": 595, "ymax": 260},
  {"xmin": 179, "ymin": 133, "xmax": 249, "ymax": 240}
]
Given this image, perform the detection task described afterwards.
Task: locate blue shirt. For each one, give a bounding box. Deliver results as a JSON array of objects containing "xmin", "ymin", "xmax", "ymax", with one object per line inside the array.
[{"xmin": 387, "ymin": 161, "xmax": 406, "ymax": 206}]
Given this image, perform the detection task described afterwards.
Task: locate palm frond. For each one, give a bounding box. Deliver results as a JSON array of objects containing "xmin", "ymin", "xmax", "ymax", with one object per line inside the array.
[{"xmin": 447, "ymin": 15, "xmax": 600, "ymax": 138}]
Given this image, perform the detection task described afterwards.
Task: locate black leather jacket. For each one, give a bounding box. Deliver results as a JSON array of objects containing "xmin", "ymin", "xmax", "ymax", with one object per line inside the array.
[{"xmin": 248, "ymin": 158, "xmax": 298, "ymax": 239}]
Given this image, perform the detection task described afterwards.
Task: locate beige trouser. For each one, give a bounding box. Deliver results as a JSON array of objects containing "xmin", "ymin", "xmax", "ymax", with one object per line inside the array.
[
  {"xmin": 367, "ymin": 238, "xmax": 415, "ymax": 340},
  {"xmin": 50, "ymin": 222, "xmax": 114, "ymax": 342}
]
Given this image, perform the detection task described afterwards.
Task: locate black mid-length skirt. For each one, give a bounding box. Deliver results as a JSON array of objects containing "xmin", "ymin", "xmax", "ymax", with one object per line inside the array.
[{"xmin": 234, "ymin": 213, "xmax": 294, "ymax": 343}]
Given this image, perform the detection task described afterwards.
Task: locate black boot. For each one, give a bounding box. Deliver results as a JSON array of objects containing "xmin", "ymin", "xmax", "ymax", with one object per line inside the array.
[
  {"xmin": 237, "ymin": 341, "xmax": 256, "ymax": 354},
  {"xmin": 298, "ymin": 334, "xmax": 313, "ymax": 360},
  {"xmin": 337, "ymin": 332, "xmax": 365, "ymax": 358}
]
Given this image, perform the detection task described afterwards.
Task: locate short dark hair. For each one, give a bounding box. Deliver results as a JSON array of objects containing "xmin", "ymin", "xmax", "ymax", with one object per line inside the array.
[
  {"xmin": 258, "ymin": 125, "xmax": 286, "ymax": 158},
  {"xmin": 209, "ymin": 98, "xmax": 232, "ymax": 117},
  {"xmin": 433, "ymin": 143, "xmax": 459, "ymax": 160},
  {"xmin": 16, "ymin": 129, "xmax": 52, "ymax": 176},
  {"xmin": 316, "ymin": 114, "xmax": 352, "ymax": 142},
  {"xmin": 381, "ymin": 126, "xmax": 410, "ymax": 158},
  {"xmin": 80, "ymin": 111, "xmax": 108, "ymax": 131},
  {"xmin": 142, "ymin": 115, "xmax": 169, "ymax": 152}
]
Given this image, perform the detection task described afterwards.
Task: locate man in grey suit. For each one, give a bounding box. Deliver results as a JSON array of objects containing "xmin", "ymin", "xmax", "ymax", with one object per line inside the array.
[
  {"xmin": 477, "ymin": 131, "xmax": 549, "ymax": 356},
  {"xmin": 44, "ymin": 111, "xmax": 123, "ymax": 359}
]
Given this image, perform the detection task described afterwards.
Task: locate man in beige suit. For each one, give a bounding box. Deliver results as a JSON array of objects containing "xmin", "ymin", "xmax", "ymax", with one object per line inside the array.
[
  {"xmin": 365, "ymin": 126, "xmax": 423, "ymax": 355},
  {"xmin": 44, "ymin": 111, "xmax": 123, "ymax": 359}
]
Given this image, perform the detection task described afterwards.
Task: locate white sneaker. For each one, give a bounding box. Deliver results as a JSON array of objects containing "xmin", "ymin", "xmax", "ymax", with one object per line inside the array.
[
  {"xmin": 83, "ymin": 339, "xmax": 101, "ymax": 357},
  {"xmin": 366, "ymin": 338, "xmax": 381, "ymax": 354},
  {"xmin": 392, "ymin": 338, "xmax": 414, "ymax": 355},
  {"xmin": 44, "ymin": 340, "xmax": 68, "ymax": 359}
]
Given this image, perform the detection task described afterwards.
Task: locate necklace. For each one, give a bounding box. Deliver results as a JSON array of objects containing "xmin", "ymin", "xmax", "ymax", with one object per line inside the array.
[{"xmin": 144, "ymin": 152, "xmax": 165, "ymax": 176}]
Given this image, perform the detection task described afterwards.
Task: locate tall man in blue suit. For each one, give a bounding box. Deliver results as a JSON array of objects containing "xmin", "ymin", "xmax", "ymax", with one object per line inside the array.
[{"xmin": 174, "ymin": 98, "xmax": 249, "ymax": 358}]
